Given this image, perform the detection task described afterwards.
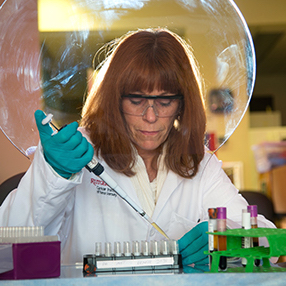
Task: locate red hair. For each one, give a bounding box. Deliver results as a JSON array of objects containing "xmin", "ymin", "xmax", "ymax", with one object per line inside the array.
[{"xmin": 81, "ymin": 28, "xmax": 206, "ymax": 178}]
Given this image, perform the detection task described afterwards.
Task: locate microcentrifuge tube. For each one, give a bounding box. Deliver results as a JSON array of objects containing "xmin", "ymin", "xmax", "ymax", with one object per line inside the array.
[
  {"xmin": 133, "ymin": 241, "xmax": 140, "ymax": 256},
  {"xmin": 161, "ymin": 240, "xmax": 169, "ymax": 255},
  {"xmin": 95, "ymin": 242, "xmax": 102, "ymax": 256},
  {"xmin": 123, "ymin": 241, "xmax": 132, "ymax": 257},
  {"xmin": 151, "ymin": 241, "xmax": 159, "ymax": 255},
  {"xmin": 170, "ymin": 240, "xmax": 179, "ymax": 255},
  {"xmin": 114, "ymin": 242, "xmax": 122, "ymax": 257},
  {"xmin": 141, "ymin": 241, "xmax": 150, "ymax": 256},
  {"xmin": 105, "ymin": 242, "xmax": 112, "ymax": 257}
]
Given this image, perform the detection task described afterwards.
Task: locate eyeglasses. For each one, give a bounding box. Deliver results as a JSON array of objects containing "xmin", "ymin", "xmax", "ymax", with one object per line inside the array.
[{"xmin": 121, "ymin": 94, "xmax": 183, "ymax": 118}]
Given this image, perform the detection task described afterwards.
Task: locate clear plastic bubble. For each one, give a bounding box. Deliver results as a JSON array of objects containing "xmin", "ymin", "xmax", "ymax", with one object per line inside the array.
[{"xmin": 0, "ymin": 0, "xmax": 255, "ymax": 158}]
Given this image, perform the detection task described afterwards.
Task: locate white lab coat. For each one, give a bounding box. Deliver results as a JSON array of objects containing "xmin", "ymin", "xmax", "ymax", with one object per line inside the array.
[{"xmin": 0, "ymin": 139, "xmax": 276, "ymax": 264}]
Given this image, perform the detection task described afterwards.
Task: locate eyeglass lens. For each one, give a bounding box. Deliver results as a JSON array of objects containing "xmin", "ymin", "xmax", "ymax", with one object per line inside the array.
[{"xmin": 122, "ymin": 95, "xmax": 181, "ymax": 118}]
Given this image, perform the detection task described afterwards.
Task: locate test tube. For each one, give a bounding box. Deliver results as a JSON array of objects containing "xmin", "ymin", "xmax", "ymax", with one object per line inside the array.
[
  {"xmin": 217, "ymin": 207, "xmax": 227, "ymax": 270},
  {"xmin": 160, "ymin": 240, "xmax": 169, "ymax": 255},
  {"xmin": 105, "ymin": 242, "xmax": 112, "ymax": 257},
  {"xmin": 123, "ymin": 241, "xmax": 132, "ymax": 257},
  {"xmin": 141, "ymin": 241, "xmax": 150, "ymax": 256},
  {"xmin": 170, "ymin": 240, "xmax": 179, "ymax": 255},
  {"xmin": 247, "ymin": 205, "xmax": 260, "ymax": 266},
  {"xmin": 241, "ymin": 209, "xmax": 251, "ymax": 267},
  {"xmin": 114, "ymin": 241, "xmax": 122, "ymax": 257},
  {"xmin": 34, "ymin": 226, "xmax": 44, "ymax": 236},
  {"xmin": 208, "ymin": 208, "xmax": 218, "ymax": 268},
  {"xmin": 132, "ymin": 241, "xmax": 140, "ymax": 256},
  {"xmin": 151, "ymin": 240, "xmax": 159, "ymax": 256},
  {"xmin": 95, "ymin": 242, "xmax": 102, "ymax": 256}
]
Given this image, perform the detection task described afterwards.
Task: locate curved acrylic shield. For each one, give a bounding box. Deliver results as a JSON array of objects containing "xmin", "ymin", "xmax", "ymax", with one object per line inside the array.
[{"xmin": 0, "ymin": 0, "xmax": 255, "ymax": 158}]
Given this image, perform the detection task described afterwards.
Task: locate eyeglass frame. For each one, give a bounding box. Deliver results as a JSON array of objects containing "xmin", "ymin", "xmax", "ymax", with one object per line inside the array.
[{"xmin": 121, "ymin": 93, "xmax": 183, "ymax": 118}]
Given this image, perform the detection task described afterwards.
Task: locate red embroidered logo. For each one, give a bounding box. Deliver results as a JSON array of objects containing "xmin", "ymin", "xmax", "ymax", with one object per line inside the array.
[{"xmin": 91, "ymin": 178, "xmax": 108, "ymax": 186}]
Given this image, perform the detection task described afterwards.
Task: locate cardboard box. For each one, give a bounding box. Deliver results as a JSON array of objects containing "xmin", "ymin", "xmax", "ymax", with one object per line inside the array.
[{"xmin": 259, "ymin": 165, "xmax": 286, "ymax": 215}]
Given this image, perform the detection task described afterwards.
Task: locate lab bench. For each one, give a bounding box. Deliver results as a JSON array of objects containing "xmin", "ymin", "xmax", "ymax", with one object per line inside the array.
[{"xmin": 1, "ymin": 264, "xmax": 286, "ymax": 286}]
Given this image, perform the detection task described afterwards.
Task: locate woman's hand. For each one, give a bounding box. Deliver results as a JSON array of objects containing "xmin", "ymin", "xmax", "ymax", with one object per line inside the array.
[
  {"xmin": 178, "ymin": 221, "xmax": 209, "ymax": 266},
  {"xmin": 34, "ymin": 110, "xmax": 94, "ymax": 179}
]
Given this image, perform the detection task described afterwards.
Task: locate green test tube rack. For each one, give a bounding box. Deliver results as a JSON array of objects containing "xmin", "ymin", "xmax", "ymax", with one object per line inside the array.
[{"xmin": 205, "ymin": 227, "xmax": 286, "ymax": 273}]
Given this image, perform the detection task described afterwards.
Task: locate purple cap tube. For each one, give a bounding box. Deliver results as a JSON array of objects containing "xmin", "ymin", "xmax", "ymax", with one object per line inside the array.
[
  {"xmin": 217, "ymin": 207, "xmax": 227, "ymax": 219},
  {"xmin": 247, "ymin": 205, "xmax": 258, "ymax": 217}
]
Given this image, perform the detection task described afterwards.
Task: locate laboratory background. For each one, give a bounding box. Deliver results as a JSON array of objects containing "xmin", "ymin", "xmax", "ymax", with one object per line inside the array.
[
  {"xmin": 1, "ymin": 0, "xmax": 286, "ymax": 282},
  {"xmin": 2, "ymin": 0, "xmax": 286, "ymax": 225}
]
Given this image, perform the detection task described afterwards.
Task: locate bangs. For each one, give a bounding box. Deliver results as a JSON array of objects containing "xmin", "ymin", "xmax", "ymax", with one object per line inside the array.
[{"xmin": 118, "ymin": 54, "xmax": 182, "ymax": 95}]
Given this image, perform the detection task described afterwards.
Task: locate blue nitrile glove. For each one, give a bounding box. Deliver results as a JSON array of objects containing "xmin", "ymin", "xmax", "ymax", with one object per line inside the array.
[
  {"xmin": 34, "ymin": 110, "xmax": 94, "ymax": 179},
  {"xmin": 178, "ymin": 221, "xmax": 209, "ymax": 266},
  {"xmin": 183, "ymin": 264, "xmax": 210, "ymax": 273}
]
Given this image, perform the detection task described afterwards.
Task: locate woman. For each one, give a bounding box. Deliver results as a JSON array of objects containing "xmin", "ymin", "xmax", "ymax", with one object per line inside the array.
[{"xmin": 0, "ymin": 28, "xmax": 275, "ymax": 267}]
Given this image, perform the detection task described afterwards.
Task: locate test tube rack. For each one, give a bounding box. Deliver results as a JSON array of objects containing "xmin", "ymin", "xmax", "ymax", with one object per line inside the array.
[
  {"xmin": 205, "ymin": 227, "xmax": 286, "ymax": 273},
  {"xmin": 83, "ymin": 239, "xmax": 182, "ymax": 275}
]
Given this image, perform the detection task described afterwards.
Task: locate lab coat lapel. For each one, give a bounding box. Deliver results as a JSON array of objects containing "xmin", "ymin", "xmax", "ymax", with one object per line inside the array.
[
  {"xmin": 152, "ymin": 170, "xmax": 184, "ymax": 221},
  {"xmin": 100, "ymin": 161, "xmax": 142, "ymax": 207}
]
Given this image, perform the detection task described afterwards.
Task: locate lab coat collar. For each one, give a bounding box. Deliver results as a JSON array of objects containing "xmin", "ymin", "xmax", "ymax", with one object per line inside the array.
[{"xmin": 96, "ymin": 155, "xmax": 184, "ymax": 223}]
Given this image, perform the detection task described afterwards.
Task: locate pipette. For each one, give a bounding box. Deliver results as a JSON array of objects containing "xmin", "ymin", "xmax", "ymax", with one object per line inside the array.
[{"xmin": 41, "ymin": 114, "xmax": 169, "ymax": 240}]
